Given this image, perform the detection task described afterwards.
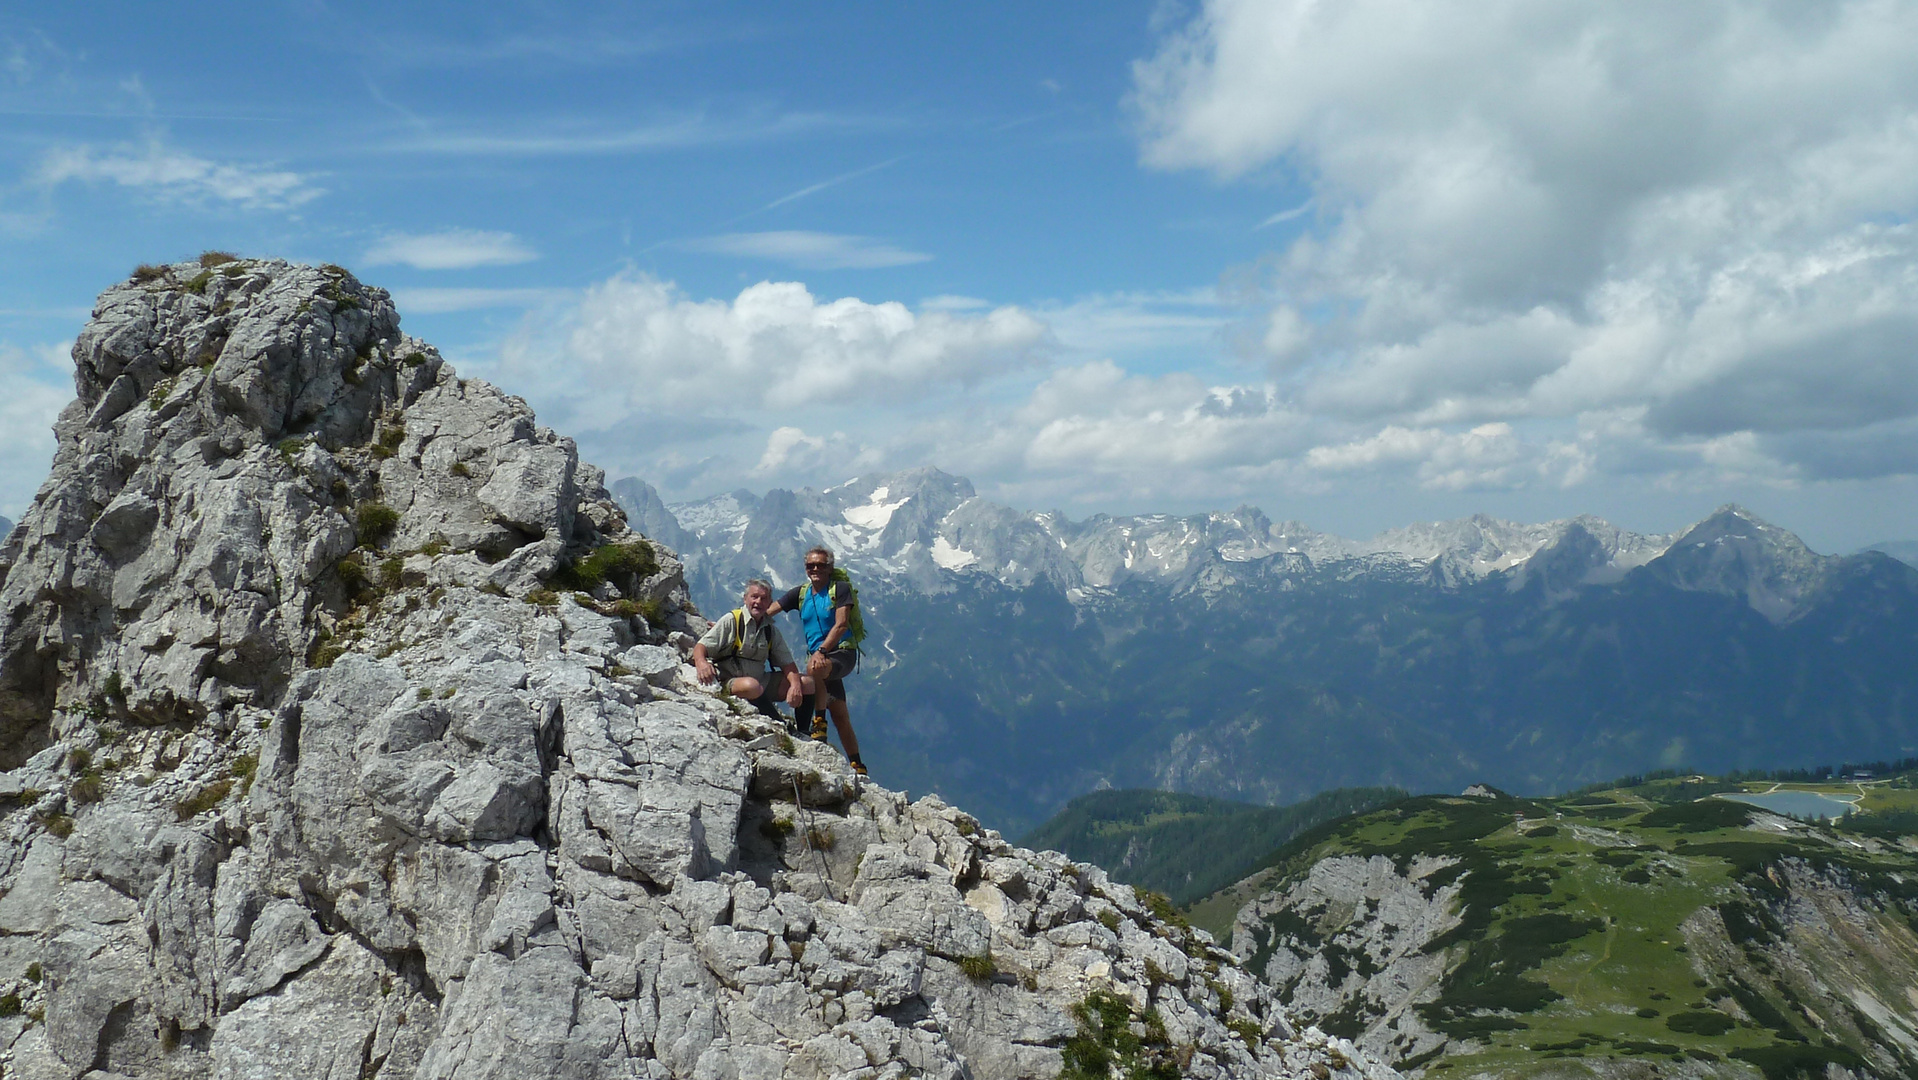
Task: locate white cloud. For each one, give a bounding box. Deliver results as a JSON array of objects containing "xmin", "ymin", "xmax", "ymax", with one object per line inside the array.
[
  {"xmin": 1257, "ymin": 201, "xmax": 1312, "ymax": 229},
  {"xmin": 877, "ymin": 362, "xmax": 1318, "ymax": 506},
  {"xmin": 365, "ymin": 229, "xmax": 537, "ymax": 270},
  {"xmin": 753, "ymin": 426, "xmax": 881, "ymax": 477},
  {"xmin": 389, "ymin": 287, "xmax": 571, "ymax": 314},
  {"xmin": 920, "ymin": 295, "xmax": 990, "ymax": 311},
  {"xmin": 1036, "ymin": 288, "xmax": 1230, "ymax": 360},
  {"xmin": 677, "ymin": 231, "xmax": 931, "ymax": 270},
  {"xmin": 1305, "ymin": 422, "xmax": 1591, "ymax": 491},
  {"xmin": 1131, "ymin": 0, "xmax": 1918, "ymax": 484},
  {"xmin": 32, "ymin": 140, "xmax": 321, "ymax": 210},
  {"xmin": 0, "ymin": 341, "xmax": 73, "ymax": 519},
  {"xmin": 498, "ymin": 274, "xmax": 1051, "ymax": 435},
  {"xmin": 397, "ymin": 111, "xmax": 874, "ymax": 155}
]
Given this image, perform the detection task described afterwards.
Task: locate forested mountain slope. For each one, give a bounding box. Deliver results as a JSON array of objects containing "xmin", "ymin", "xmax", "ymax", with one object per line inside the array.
[{"xmin": 1022, "ymin": 788, "xmax": 1407, "ymax": 907}]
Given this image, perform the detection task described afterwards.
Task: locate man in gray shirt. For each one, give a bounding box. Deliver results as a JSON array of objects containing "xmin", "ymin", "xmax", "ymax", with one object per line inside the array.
[{"xmin": 693, "ymin": 579, "xmax": 802, "ymax": 719}]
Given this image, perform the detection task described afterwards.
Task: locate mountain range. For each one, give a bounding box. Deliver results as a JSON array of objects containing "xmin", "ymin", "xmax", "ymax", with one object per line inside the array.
[{"xmin": 614, "ymin": 469, "xmax": 1918, "ymax": 836}]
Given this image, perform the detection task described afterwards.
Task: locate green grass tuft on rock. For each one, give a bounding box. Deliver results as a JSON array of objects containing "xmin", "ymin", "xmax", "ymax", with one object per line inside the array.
[{"xmin": 355, "ymin": 501, "xmax": 400, "ymax": 546}]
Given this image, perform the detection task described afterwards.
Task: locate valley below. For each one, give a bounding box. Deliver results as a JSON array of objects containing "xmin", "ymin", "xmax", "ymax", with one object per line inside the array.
[{"xmin": 1037, "ymin": 770, "xmax": 1918, "ymax": 1079}]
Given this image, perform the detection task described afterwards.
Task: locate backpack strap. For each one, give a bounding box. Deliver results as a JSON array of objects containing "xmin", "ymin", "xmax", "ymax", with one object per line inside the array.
[{"xmin": 716, "ymin": 608, "xmax": 747, "ymax": 660}]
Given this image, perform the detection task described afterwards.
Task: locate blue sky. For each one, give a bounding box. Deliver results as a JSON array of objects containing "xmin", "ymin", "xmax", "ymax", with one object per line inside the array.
[{"xmin": 5, "ymin": 2, "xmax": 1918, "ymax": 552}]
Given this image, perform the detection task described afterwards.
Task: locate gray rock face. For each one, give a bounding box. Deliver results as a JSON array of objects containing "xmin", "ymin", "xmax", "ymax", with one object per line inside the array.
[
  {"xmin": 1231, "ymin": 855, "xmax": 1464, "ymax": 1067},
  {"xmin": 0, "ymin": 260, "xmax": 1396, "ymax": 1079}
]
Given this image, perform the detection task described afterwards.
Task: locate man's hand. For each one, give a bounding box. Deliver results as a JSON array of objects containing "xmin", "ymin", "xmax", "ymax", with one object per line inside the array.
[{"xmin": 695, "ymin": 658, "xmax": 717, "ymax": 686}]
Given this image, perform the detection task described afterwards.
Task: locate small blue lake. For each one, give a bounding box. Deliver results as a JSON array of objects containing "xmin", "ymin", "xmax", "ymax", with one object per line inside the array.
[{"xmin": 1716, "ymin": 791, "xmax": 1858, "ymax": 821}]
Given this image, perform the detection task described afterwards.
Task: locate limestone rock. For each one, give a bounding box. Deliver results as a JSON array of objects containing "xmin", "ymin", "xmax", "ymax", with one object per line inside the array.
[
  {"xmin": 0, "ymin": 260, "xmax": 1396, "ymax": 1080},
  {"xmin": 1231, "ymin": 855, "xmax": 1465, "ymax": 1067}
]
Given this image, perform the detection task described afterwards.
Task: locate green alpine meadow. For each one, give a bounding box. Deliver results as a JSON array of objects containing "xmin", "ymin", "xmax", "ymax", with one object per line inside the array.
[{"xmin": 1037, "ymin": 768, "xmax": 1918, "ymax": 1079}]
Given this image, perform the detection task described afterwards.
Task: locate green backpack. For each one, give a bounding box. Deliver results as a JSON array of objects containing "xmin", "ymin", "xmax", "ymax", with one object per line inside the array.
[{"xmin": 801, "ymin": 568, "xmax": 866, "ymax": 653}]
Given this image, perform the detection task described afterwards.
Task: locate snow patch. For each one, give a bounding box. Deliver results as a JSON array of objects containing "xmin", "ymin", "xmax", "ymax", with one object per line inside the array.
[
  {"xmin": 931, "ymin": 536, "xmax": 979, "ymax": 570},
  {"xmin": 843, "ymin": 486, "xmax": 910, "ymax": 530}
]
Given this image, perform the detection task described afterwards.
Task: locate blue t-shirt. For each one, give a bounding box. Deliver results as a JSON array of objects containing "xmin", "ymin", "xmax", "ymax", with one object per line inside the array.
[{"xmin": 778, "ymin": 578, "xmax": 854, "ymax": 654}]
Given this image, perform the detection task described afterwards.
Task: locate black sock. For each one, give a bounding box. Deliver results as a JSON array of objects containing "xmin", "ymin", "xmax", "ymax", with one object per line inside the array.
[{"xmin": 793, "ymin": 698, "xmax": 814, "ymax": 730}]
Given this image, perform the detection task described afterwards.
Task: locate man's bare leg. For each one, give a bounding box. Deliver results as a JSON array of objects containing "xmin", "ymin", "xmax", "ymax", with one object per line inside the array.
[
  {"xmin": 828, "ymin": 698, "xmax": 860, "ymax": 761},
  {"xmin": 806, "ymin": 653, "xmax": 833, "ymax": 740}
]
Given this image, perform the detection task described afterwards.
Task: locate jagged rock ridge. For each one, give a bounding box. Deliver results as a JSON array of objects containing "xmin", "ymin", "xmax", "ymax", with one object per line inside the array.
[{"xmin": 0, "ymin": 260, "xmax": 1394, "ymax": 1079}]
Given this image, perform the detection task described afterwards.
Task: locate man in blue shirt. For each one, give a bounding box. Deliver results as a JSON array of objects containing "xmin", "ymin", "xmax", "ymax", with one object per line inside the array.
[{"xmin": 771, "ymin": 546, "xmax": 865, "ymax": 777}]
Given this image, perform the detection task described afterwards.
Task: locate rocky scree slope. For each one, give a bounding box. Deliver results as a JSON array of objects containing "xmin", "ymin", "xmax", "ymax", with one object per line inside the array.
[{"xmin": 0, "ymin": 259, "xmax": 1394, "ymax": 1080}]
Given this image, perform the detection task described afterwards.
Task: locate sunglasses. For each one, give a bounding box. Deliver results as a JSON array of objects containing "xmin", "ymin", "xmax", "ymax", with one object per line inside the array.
[{"xmin": 805, "ymin": 561, "xmax": 831, "ymax": 570}]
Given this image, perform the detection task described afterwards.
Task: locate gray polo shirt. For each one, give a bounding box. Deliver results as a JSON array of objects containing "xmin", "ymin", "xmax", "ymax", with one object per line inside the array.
[{"xmin": 698, "ymin": 609, "xmax": 796, "ymax": 676}]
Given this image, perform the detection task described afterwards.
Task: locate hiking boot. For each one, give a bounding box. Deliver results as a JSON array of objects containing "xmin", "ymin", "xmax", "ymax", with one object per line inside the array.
[
  {"xmin": 810, "ymin": 716, "xmax": 829, "ymax": 742},
  {"xmin": 849, "ymin": 757, "xmax": 868, "ymax": 778}
]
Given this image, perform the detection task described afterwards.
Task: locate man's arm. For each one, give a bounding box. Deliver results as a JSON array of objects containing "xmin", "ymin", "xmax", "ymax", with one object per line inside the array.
[
  {"xmin": 818, "ymin": 605, "xmax": 851, "ymax": 654},
  {"xmin": 693, "ymin": 620, "xmax": 729, "ymax": 685}
]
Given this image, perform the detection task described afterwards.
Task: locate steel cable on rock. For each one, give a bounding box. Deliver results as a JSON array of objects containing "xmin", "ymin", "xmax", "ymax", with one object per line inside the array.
[{"xmin": 792, "ymin": 775, "xmax": 836, "ymax": 903}]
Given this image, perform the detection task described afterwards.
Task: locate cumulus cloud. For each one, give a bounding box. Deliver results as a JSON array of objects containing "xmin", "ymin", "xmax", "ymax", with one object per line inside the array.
[
  {"xmin": 0, "ymin": 341, "xmax": 73, "ymax": 518},
  {"xmin": 676, "ymin": 231, "xmax": 931, "ymax": 270},
  {"xmin": 498, "ymin": 274, "xmax": 1051, "ymax": 436},
  {"xmin": 365, "ymin": 229, "xmax": 537, "ymax": 270},
  {"xmin": 1131, "ymin": 0, "xmax": 1918, "ymax": 484},
  {"xmin": 32, "ymin": 140, "xmax": 321, "ymax": 209},
  {"xmin": 753, "ymin": 426, "xmax": 882, "ymax": 478},
  {"xmin": 902, "ymin": 361, "xmax": 1594, "ymax": 501},
  {"xmin": 1306, "ymin": 423, "xmax": 1591, "ymax": 491}
]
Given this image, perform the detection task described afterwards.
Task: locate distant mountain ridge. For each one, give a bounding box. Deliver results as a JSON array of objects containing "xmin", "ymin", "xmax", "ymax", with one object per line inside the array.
[
  {"xmin": 0, "ymin": 516, "xmax": 11, "ymax": 540},
  {"xmin": 611, "ymin": 469, "xmax": 1918, "ymax": 836},
  {"xmin": 619, "ymin": 467, "xmax": 1690, "ymax": 609},
  {"xmin": 1863, "ymin": 539, "xmax": 1918, "ymax": 569}
]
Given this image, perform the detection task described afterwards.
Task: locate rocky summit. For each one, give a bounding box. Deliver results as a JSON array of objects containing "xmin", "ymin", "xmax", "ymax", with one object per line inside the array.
[{"xmin": 0, "ymin": 259, "xmax": 1394, "ymax": 1079}]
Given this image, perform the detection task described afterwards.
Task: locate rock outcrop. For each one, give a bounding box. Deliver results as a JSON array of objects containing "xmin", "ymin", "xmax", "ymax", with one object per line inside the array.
[
  {"xmin": 1230, "ymin": 856, "xmax": 1463, "ymax": 1068},
  {"xmin": 0, "ymin": 259, "xmax": 1394, "ymax": 1079}
]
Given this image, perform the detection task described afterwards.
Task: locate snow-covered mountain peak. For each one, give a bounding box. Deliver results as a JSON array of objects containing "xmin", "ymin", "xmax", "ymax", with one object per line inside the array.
[{"xmin": 623, "ymin": 470, "xmax": 1717, "ymax": 613}]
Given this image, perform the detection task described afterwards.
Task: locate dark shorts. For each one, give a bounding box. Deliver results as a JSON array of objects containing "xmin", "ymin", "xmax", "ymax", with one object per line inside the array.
[
  {"xmin": 813, "ymin": 649, "xmax": 855, "ymax": 701},
  {"xmin": 717, "ymin": 660, "xmax": 783, "ymax": 715}
]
